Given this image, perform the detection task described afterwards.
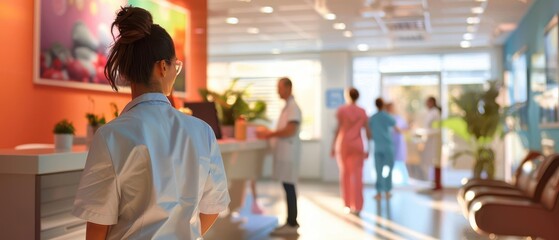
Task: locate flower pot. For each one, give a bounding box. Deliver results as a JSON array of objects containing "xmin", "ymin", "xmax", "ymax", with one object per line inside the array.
[
  {"xmin": 221, "ymin": 125, "xmax": 234, "ymax": 139},
  {"xmin": 234, "ymin": 118, "xmax": 247, "ymax": 141},
  {"xmin": 54, "ymin": 134, "xmax": 73, "ymax": 151},
  {"xmin": 86, "ymin": 124, "xmax": 101, "ymax": 147}
]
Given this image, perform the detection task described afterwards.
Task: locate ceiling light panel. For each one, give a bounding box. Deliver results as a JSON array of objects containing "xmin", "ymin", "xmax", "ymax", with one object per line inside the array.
[
  {"xmin": 226, "ymin": 17, "xmax": 239, "ymax": 24},
  {"xmin": 260, "ymin": 6, "xmax": 274, "ymax": 13}
]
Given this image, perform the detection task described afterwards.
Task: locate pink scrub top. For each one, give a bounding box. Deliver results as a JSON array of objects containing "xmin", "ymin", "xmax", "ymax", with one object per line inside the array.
[{"xmin": 336, "ymin": 104, "xmax": 368, "ymax": 158}]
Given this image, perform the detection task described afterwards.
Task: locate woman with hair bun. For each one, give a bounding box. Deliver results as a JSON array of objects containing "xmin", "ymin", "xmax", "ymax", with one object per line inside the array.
[
  {"xmin": 331, "ymin": 87, "xmax": 372, "ymax": 216},
  {"xmin": 72, "ymin": 6, "xmax": 230, "ymax": 239}
]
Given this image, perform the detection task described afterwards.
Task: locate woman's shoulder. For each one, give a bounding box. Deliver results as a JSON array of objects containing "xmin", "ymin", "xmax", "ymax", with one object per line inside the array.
[{"xmin": 174, "ymin": 110, "xmax": 215, "ymax": 132}]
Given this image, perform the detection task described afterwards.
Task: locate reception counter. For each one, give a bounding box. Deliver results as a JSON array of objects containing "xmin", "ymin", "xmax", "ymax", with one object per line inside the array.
[{"xmin": 0, "ymin": 138, "xmax": 268, "ymax": 240}]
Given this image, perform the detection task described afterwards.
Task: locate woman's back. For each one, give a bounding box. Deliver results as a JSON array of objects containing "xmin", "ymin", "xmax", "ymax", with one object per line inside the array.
[
  {"xmin": 73, "ymin": 93, "xmax": 230, "ymax": 239},
  {"xmin": 336, "ymin": 104, "xmax": 367, "ymax": 149}
]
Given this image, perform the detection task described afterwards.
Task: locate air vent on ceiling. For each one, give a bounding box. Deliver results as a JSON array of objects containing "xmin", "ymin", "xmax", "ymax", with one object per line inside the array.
[
  {"xmin": 395, "ymin": 34, "xmax": 425, "ymax": 42},
  {"xmin": 385, "ymin": 18, "xmax": 426, "ymax": 31}
]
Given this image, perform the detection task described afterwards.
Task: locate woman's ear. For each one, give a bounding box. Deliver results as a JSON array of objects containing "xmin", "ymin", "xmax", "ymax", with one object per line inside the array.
[{"xmin": 158, "ymin": 60, "xmax": 168, "ymax": 78}]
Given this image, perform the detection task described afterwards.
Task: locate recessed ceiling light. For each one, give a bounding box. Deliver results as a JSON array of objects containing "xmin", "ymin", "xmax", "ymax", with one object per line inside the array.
[
  {"xmin": 343, "ymin": 30, "xmax": 353, "ymax": 38},
  {"xmin": 333, "ymin": 23, "xmax": 346, "ymax": 30},
  {"xmin": 357, "ymin": 44, "xmax": 369, "ymax": 51},
  {"xmin": 325, "ymin": 13, "xmax": 336, "ymax": 20},
  {"xmin": 467, "ymin": 25, "xmax": 477, "ymax": 32},
  {"xmin": 238, "ymin": 0, "xmax": 251, "ymax": 2},
  {"xmin": 463, "ymin": 33, "xmax": 474, "ymax": 40},
  {"xmin": 226, "ymin": 17, "xmax": 239, "ymax": 24},
  {"xmin": 471, "ymin": 7, "xmax": 484, "ymax": 14},
  {"xmin": 467, "ymin": 17, "xmax": 480, "ymax": 24},
  {"xmin": 247, "ymin": 27, "xmax": 259, "ymax": 34},
  {"xmin": 260, "ymin": 6, "xmax": 274, "ymax": 14},
  {"xmin": 475, "ymin": 0, "xmax": 486, "ymax": 2},
  {"xmin": 460, "ymin": 41, "xmax": 471, "ymax": 48},
  {"xmin": 271, "ymin": 49, "xmax": 281, "ymax": 54}
]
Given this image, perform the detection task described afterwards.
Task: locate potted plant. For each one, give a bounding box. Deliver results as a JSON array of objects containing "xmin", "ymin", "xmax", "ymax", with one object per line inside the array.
[
  {"xmin": 199, "ymin": 79, "xmax": 268, "ymax": 138},
  {"xmin": 53, "ymin": 119, "xmax": 75, "ymax": 151},
  {"xmin": 442, "ymin": 81, "xmax": 502, "ymax": 179},
  {"xmin": 85, "ymin": 97, "xmax": 107, "ymax": 144}
]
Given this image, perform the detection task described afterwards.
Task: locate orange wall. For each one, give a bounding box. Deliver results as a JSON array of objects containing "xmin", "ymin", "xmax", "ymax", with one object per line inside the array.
[{"xmin": 0, "ymin": 0, "xmax": 207, "ymax": 148}]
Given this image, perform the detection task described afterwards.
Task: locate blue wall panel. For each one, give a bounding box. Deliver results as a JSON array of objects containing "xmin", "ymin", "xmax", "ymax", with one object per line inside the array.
[{"xmin": 504, "ymin": 0, "xmax": 559, "ymax": 151}]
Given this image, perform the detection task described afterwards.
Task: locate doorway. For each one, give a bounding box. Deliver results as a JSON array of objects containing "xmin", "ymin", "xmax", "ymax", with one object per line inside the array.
[{"xmin": 380, "ymin": 73, "xmax": 441, "ymax": 185}]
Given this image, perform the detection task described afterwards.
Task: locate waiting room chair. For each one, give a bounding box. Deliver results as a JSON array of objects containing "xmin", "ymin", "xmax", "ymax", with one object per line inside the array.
[{"xmin": 469, "ymin": 154, "xmax": 559, "ymax": 239}]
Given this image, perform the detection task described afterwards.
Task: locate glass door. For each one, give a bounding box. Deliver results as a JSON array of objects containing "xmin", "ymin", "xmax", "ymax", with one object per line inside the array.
[{"xmin": 380, "ymin": 73, "xmax": 441, "ymax": 185}]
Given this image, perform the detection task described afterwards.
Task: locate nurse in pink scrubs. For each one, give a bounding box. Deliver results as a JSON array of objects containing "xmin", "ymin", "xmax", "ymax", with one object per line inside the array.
[{"xmin": 331, "ymin": 88, "xmax": 372, "ymax": 215}]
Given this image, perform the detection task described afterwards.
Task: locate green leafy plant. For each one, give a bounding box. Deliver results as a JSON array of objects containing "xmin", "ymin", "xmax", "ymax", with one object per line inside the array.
[
  {"xmin": 86, "ymin": 96, "xmax": 106, "ymax": 127},
  {"xmin": 53, "ymin": 119, "xmax": 75, "ymax": 135},
  {"xmin": 199, "ymin": 79, "xmax": 268, "ymax": 126},
  {"xmin": 441, "ymin": 81, "xmax": 502, "ymax": 179},
  {"xmin": 110, "ymin": 102, "xmax": 119, "ymax": 118},
  {"xmin": 85, "ymin": 113, "xmax": 106, "ymax": 127}
]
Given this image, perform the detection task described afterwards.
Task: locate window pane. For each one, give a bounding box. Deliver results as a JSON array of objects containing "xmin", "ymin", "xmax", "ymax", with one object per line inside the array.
[
  {"xmin": 208, "ymin": 60, "xmax": 322, "ymax": 139},
  {"xmin": 379, "ymin": 55, "xmax": 441, "ymax": 73},
  {"xmin": 442, "ymin": 53, "xmax": 491, "ymax": 71}
]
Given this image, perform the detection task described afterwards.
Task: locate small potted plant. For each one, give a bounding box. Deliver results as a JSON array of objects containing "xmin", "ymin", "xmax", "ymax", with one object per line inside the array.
[
  {"xmin": 85, "ymin": 97, "xmax": 107, "ymax": 145},
  {"xmin": 85, "ymin": 113, "xmax": 105, "ymax": 145},
  {"xmin": 53, "ymin": 119, "xmax": 75, "ymax": 151},
  {"xmin": 199, "ymin": 79, "xmax": 268, "ymax": 138}
]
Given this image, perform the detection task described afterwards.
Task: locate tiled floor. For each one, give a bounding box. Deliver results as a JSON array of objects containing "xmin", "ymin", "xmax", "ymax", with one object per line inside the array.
[{"xmin": 204, "ymin": 181, "xmax": 527, "ymax": 240}]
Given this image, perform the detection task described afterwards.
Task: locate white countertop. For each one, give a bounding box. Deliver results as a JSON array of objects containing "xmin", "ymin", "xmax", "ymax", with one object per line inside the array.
[{"xmin": 0, "ymin": 138, "xmax": 268, "ymax": 175}]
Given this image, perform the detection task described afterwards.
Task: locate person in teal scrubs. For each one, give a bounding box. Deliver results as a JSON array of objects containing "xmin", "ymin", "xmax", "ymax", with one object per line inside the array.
[{"xmin": 369, "ymin": 98, "xmax": 399, "ymax": 199}]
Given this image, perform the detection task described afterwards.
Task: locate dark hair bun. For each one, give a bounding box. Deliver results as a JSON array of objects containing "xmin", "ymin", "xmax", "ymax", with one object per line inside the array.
[{"xmin": 113, "ymin": 6, "xmax": 153, "ymax": 44}]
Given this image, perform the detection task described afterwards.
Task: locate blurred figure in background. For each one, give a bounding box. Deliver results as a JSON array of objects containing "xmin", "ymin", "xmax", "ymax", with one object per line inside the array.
[
  {"xmin": 369, "ymin": 98, "xmax": 400, "ymax": 199},
  {"xmin": 249, "ymin": 180, "xmax": 264, "ymax": 214},
  {"xmin": 386, "ymin": 102, "xmax": 410, "ymax": 184},
  {"xmin": 331, "ymin": 88, "xmax": 372, "ymax": 216},
  {"xmin": 257, "ymin": 77, "xmax": 302, "ymax": 235},
  {"xmin": 420, "ymin": 96, "xmax": 442, "ymax": 190}
]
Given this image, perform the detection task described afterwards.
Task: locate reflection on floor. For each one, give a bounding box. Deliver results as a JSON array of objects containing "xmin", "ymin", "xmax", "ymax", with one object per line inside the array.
[{"xmin": 204, "ymin": 181, "xmax": 527, "ymax": 240}]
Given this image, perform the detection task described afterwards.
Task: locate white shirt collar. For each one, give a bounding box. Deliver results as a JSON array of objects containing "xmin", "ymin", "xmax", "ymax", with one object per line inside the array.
[{"xmin": 121, "ymin": 93, "xmax": 171, "ymax": 114}]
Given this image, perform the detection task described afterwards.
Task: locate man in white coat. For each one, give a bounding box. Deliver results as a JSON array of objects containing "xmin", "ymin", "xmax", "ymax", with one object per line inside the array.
[{"xmin": 259, "ymin": 77, "xmax": 302, "ymax": 235}]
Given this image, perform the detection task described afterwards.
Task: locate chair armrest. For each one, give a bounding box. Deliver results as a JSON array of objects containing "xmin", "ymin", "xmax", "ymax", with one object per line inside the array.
[
  {"xmin": 469, "ymin": 196, "xmax": 557, "ymax": 239},
  {"xmin": 458, "ymin": 180, "xmax": 514, "ymax": 200}
]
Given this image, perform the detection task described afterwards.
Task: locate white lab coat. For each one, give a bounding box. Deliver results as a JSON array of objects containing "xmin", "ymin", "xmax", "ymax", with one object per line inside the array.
[
  {"xmin": 72, "ymin": 93, "xmax": 230, "ymax": 240},
  {"xmin": 420, "ymin": 108, "xmax": 442, "ymax": 168},
  {"xmin": 272, "ymin": 96, "xmax": 302, "ymax": 184}
]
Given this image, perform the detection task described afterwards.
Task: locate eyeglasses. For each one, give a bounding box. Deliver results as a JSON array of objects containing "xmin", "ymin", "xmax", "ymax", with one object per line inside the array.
[
  {"xmin": 174, "ymin": 59, "xmax": 183, "ymax": 76},
  {"xmin": 160, "ymin": 59, "xmax": 183, "ymax": 76}
]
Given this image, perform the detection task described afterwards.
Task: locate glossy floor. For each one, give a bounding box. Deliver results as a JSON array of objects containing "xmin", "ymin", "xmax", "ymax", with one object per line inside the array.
[{"xmin": 204, "ymin": 181, "xmax": 527, "ymax": 240}]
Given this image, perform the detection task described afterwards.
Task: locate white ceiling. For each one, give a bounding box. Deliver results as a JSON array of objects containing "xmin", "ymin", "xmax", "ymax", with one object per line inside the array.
[{"xmin": 208, "ymin": 0, "xmax": 533, "ymax": 56}]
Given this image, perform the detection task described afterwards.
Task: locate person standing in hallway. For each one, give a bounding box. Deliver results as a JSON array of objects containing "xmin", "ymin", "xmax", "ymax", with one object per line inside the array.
[
  {"xmin": 331, "ymin": 88, "xmax": 372, "ymax": 215},
  {"xmin": 72, "ymin": 7, "xmax": 230, "ymax": 239},
  {"xmin": 369, "ymin": 98, "xmax": 399, "ymax": 199},
  {"xmin": 257, "ymin": 77, "xmax": 302, "ymax": 235},
  {"xmin": 386, "ymin": 102, "xmax": 410, "ymax": 184},
  {"xmin": 420, "ymin": 96, "xmax": 443, "ymax": 190}
]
